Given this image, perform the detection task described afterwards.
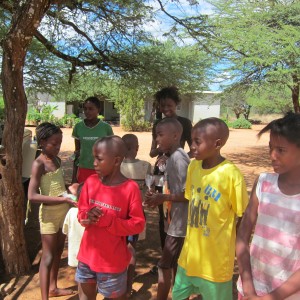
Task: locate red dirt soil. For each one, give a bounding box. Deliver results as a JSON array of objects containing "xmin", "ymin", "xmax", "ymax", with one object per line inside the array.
[{"xmin": 0, "ymin": 125, "xmax": 271, "ymax": 300}]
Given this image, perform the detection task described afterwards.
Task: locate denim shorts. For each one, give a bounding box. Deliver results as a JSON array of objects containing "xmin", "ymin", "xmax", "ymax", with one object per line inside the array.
[{"xmin": 75, "ymin": 261, "xmax": 127, "ymax": 298}]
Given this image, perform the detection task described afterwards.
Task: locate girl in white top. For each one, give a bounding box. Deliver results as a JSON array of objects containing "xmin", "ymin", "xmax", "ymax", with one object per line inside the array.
[{"xmin": 236, "ymin": 113, "xmax": 300, "ymax": 300}]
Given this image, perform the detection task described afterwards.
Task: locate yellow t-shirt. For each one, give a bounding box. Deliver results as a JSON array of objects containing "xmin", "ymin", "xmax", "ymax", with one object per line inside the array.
[{"xmin": 178, "ymin": 159, "xmax": 248, "ymax": 282}]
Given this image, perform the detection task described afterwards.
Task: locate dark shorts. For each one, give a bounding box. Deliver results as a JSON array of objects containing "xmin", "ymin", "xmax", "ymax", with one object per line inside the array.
[
  {"xmin": 158, "ymin": 235, "xmax": 185, "ymax": 269},
  {"xmin": 75, "ymin": 261, "xmax": 127, "ymax": 298}
]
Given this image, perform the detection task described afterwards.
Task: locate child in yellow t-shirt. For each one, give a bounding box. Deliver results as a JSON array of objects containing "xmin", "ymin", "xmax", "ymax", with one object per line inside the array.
[{"xmin": 172, "ymin": 118, "xmax": 249, "ymax": 300}]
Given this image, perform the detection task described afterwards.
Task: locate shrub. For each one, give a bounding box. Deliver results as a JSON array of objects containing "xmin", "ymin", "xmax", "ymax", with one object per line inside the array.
[
  {"xmin": 121, "ymin": 119, "xmax": 152, "ymax": 132},
  {"xmin": 26, "ymin": 107, "xmax": 41, "ymax": 125},
  {"xmin": 60, "ymin": 114, "xmax": 81, "ymax": 128},
  {"xmin": 229, "ymin": 118, "xmax": 252, "ymax": 129}
]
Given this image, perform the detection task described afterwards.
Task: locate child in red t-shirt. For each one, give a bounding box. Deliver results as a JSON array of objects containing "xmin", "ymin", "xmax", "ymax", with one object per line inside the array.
[{"xmin": 76, "ymin": 135, "xmax": 145, "ymax": 300}]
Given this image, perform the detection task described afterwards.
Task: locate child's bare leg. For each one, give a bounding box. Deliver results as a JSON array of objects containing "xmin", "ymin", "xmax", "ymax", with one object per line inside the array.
[
  {"xmin": 39, "ymin": 234, "xmax": 56, "ymax": 299},
  {"xmin": 157, "ymin": 267, "xmax": 172, "ymax": 300},
  {"xmin": 48, "ymin": 230, "xmax": 73, "ymax": 297},
  {"xmin": 126, "ymin": 241, "xmax": 137, "ymax": 296},
  {"xmin": 78, "ymin": 282, "xmax": 97, "ymax": 300}
]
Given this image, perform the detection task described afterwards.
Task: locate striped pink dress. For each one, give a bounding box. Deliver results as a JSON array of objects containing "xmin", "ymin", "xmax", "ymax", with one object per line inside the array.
[{"xmin": 237, "ymin": 173, "xmax": 300, "ymax": 299}]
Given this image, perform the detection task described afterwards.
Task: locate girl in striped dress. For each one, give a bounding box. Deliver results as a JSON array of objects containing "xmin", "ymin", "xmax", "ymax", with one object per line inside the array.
[{"xmin": 236, "ymin": 113, "xmax": 300, "ymax": 300}]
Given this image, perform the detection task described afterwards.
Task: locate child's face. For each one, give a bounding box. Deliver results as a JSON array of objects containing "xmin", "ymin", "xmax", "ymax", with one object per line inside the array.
[
  {"xmin": 191, "ymin": 127, "xmax": 218, "ymax": 161},
  {"xmin": 93, "ymin": 143, "xmax": 118, "ymax": 178},
  {"xmin": 83, "ymin": 101, "xmax": 99, "ymax": 120},
  {"xmin": 159, "ymin": 98, "xmax": 177, "ymax": 117},
  {"xmin": 269, "ymin": 133, "xmax": 300, "ymax": 174},
  {"xmin": 41, "ymin": 133, "xmax": 62, "ymax": 157},
  {"xmin": 156, "ymin": 124, "xmax": 176, "ymax": 153}
]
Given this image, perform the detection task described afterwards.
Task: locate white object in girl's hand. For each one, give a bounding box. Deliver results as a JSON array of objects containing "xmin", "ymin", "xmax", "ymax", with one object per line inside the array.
[
  {"xmin": 158, "ymin": 163, "xmax": 166, "ymax": 173},
  {"xmin": 145, "ymin": 174, "xmax": 154, "ymax": 191}
]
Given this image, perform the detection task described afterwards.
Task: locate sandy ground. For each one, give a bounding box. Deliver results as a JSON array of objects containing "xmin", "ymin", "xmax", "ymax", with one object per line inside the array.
[{"xmin": 0, "ymin": 125, "xmax": 271, "ymax": 299}]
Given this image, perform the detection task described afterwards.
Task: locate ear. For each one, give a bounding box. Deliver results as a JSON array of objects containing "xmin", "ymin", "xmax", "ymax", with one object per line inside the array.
[
  {"xmin": 39, "ymin": 139, "xmax": 45, "ymax": 149},
  {"xmin": 114, "ymin": 156, "xmax": 123, "ymax": 166},
  {"xmin": 215, "ymin": 139, "xmax": 222, "ymax": 149}
]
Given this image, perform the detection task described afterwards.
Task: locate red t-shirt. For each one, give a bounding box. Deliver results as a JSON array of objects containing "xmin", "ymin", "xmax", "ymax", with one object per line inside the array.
[{"xmin": 77, "ymin": 175, "xmax": 145, "ymax": 273}]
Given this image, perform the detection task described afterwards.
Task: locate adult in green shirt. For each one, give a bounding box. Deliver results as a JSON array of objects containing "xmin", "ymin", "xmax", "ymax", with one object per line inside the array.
[{"xmin": 72, "ymin": 97, "xmax": 113, "ymax": 183}]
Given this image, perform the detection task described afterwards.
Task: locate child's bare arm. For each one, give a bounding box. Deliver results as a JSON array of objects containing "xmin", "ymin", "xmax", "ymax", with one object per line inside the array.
[
  {"xmin": 242, "ymin": 268, "xmax": 300, "ymax": 300},
  {"xmin": 236, "ymin": 178, "xmax": 259, "ymax": 298},
  {"xmin": 144, "ymin": 190, "xmax": 186, "ymax": 207}
]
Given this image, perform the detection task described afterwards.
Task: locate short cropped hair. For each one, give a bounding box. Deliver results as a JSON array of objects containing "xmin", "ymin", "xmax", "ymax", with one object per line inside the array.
[
  {"xmin": 156, "ymin": 117, "xmax": 183, "ymax": 136},
  {"xmin": 94, "ymin": 135, "xmax": 126, "ymax": 158},
  {"xmin": 84, "ymin": 96, "xmax": 101, "ymax": 110}
]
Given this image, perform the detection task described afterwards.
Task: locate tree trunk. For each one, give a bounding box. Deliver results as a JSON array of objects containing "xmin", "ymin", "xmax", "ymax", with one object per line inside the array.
[
  {"xmin": 0, "ymin": 0, "xmax": 51, "ymax": 275},
  {"xmin": 291, "ymin": 75, "xmax": 300, "ymax": 113}
]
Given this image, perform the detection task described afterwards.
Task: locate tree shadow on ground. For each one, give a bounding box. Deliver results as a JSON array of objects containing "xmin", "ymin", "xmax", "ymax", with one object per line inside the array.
[{"xmin": 226, "ymin": 146, "xmax": 271, "ymax": 188}]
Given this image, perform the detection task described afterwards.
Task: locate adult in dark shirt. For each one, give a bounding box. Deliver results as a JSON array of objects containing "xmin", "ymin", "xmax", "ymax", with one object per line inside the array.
[
  {"xmin": 149, "ymin": 86, "xmax": 193, "ymax": 271},
  {"xmin": 150, "ymin": 86, "xmax": 193, "ymax": 159}
]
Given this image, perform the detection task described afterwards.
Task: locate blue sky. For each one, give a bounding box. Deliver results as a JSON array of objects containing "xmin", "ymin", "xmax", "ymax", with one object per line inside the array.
[{"xmin": 145, "ymin": 0, "xmax": 214, "ymax": 41}]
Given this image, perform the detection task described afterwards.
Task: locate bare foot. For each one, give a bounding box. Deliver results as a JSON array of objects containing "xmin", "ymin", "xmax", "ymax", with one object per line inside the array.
[{"xmin": 49, "ymin": 288, "xmax": 75, "ymax": 297}]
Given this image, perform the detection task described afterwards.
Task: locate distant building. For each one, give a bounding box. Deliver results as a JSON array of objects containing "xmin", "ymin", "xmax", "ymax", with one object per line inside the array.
[{"xmin": 30, "ymin": 91, "xmax": 221, "ymax": 125}]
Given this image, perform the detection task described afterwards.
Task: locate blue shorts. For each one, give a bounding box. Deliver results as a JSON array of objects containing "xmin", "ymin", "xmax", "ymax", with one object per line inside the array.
[
  {"xmin": 75, "ymin": 261, "xmax": 127, "ymax": 298},
  {"xmin": 127, "ymin": 234, "xmax": 139, "ymax": 243},
  {"xmin": 172, "ymin": 266, "xmax": 232, "ymax": 300}
]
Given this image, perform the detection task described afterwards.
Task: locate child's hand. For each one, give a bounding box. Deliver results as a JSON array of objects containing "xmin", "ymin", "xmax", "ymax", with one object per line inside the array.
[
  {"xmin": 80, "ymin": 219, "xmax": 92, "ymax": 227},
  {"xmin": 144, "ymin": 191, "xmax": 163, "ymax": 208},
  {"xmin": 87, "ymin": 206, "xmax": 103, "ymax": 224},
  {"xmin": 63, "ymin": 196, "xmax": 77, "ymax": 207},
  {"xmin": 68, "ymin": 183, "xmax": 79, "ymax": 195}
]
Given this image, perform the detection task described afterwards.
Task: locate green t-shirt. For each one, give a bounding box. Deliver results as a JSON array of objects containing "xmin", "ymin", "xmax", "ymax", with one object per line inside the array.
[{"xmin": 72, "ymin": 120, "xmax": 113, "ymax": 169}]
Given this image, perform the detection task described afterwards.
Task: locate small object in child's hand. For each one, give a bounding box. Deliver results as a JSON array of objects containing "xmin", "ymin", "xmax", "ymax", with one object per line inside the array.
[{"xmin": 62, "ymin": 192, "xmax": 77, "ymax": 202}]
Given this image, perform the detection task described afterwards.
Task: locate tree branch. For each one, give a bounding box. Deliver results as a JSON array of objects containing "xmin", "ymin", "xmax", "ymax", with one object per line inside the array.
[
  {"xmin": 34, "ymin": 30, "xmax": 108, "ymax": 69},
  {"xmin": 46, "ymin": 10, "xmax": 110, "ymax": 61}
]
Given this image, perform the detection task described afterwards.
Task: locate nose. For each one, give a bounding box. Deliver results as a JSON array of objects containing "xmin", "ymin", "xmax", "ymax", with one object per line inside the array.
[
  {"xmin": 269, "ymin": 148, "xmax": 277, "ymax": 161},
  {"xmin": 190, "ymin": 141, "xmax": 196, "ymax": 151},
  {"xmin": 93, "ymin": 158, "xmax": 98, "ymax": 167}
]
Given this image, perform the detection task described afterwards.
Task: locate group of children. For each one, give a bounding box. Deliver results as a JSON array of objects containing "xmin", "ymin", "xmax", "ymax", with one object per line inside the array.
[{"xmin": 28, "ymin": 93, "xmax": 300, "ymax": 300}]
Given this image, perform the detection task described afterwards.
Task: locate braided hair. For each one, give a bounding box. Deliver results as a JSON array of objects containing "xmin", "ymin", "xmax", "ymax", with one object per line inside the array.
[{"xmin": 36, "ymin": 122, "xmax": 62, "ymax": 148}]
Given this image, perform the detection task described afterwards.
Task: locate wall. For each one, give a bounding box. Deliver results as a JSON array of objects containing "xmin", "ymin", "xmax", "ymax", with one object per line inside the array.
[{"xmin": 189, "ymin": 91, "xmax": 221, "ymax": 123}]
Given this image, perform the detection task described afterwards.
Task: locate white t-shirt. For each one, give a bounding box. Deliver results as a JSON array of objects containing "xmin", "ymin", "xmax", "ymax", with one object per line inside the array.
[{"xmin": 62, "ymin": 207, "xmax": 85, "ymax": 267}]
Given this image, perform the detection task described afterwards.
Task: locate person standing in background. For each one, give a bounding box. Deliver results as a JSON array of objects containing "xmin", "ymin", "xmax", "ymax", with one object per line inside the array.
[
  {"xmin": 72, "ymin": 97, "xmax": 113, "ymax": 183},
  {"xmin": 149, "ymin": 86, "xmax": 192, "ymax": 265}
]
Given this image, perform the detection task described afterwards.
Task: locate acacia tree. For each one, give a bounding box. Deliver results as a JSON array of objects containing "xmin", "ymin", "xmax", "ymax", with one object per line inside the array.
[
  {"xmin": 0, "ymin": 0, "xmax": 208, "ymax": 275},
  {"xmin": 0, "ymin": 0, "xmax": 52, "ymax": 275},
  {"xmin": 207, "ymin": 0, "xmax": 300, "ymax": 112},
  {"xmin": 0, "ymin": 0, "xmax": 155, "ymax": 275}
]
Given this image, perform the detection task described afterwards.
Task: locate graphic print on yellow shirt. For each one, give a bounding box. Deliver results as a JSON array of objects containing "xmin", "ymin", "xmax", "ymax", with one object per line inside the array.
[{"xmin": 189, "ymin": 183, "xmax": 223, "ymax": 237}]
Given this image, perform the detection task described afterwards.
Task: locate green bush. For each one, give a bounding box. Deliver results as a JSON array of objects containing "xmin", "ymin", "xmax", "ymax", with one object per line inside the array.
[
  {"xmin": 60, "ymin": 114, "xmax": 81, "ymax": 127},
  {"xmin": 229, "ymin": 118, "xmax": 252, "ymax": 129},
  {"xmin": 39, "ymin": 105, "xmax": 57, "ymax": 123},
  {"xmin": 121, "ymin": 119, "xmax": 152, "ymax": 132},
  {"xmin": 26, "ymin": 107, "xmax": 41, "ymax": 124}
]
